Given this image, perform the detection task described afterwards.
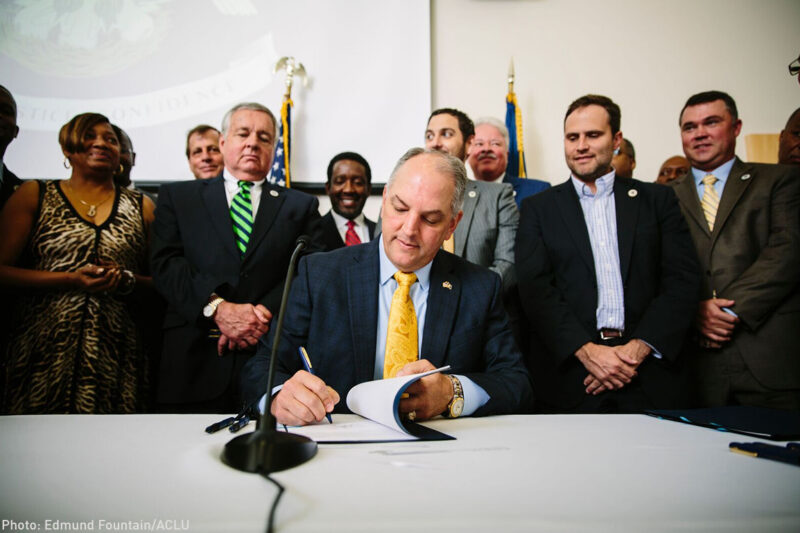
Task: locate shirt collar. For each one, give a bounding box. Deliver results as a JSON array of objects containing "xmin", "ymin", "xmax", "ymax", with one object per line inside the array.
[
  {"xmin": 223, "ymin": 167, "xmax": 266, "ymax": 187},
  {"xmin": 571, "ymin": 169, "xmax": 616, "ymax": 199},
  {"xmin": 378, "ymin": 237, "xmax": 432, "ymax": 292},
  {"xmin": 331, "ymin": 210, "xmax": 366, "ymax": 229},
  {"xmin": 692, "ymin": 157, "xmax": 735, "ymax": 187}
]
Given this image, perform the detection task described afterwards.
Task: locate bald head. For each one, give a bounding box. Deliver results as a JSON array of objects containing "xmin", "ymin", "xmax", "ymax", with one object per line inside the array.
[{"xmin": 656, "ymin": 155, "xmax": 690, "ymax": 184}]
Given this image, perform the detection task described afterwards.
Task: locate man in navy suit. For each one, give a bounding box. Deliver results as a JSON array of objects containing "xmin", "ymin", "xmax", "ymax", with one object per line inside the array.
[
  {"xmin": 320, "ymin": 151, "xmax": 376, "ymax": 250},
  {"xmin": 242, "ymin": 148, "xmax": 533, "ymax": 425},
  {"xmin": 151, "ymin": 102, "xmax": 323, "ymax": 413},
  {"xmin": 515, "ymin": 95, "xmax": 700, "ymax": 413},
  {"xmin": 467, "ymin": 117, "xmax": 550, "ymax": 207}
]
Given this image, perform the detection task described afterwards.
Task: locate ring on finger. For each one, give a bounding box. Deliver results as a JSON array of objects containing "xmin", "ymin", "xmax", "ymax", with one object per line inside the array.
[{"xmin": 407, "ymin": 410, "xmax": 416, "ymax": 421}]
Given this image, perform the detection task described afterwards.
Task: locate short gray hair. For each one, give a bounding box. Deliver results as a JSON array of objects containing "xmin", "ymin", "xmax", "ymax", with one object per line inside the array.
[
  {"xmin": 386, "ymin": 147, "xmax": 467, "ymax": 218},
  {"xmin": 474, "ymin": 116, "xmax": 509, "ymax": 147},
  {"xmin": 220, "ymin": 102, "xmax": 277, "ymax": 138}
]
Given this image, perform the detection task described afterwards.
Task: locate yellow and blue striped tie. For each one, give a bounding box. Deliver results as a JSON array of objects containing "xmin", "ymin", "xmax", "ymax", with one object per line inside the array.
[{"xmin": 231, "ymin": 181, "xmax": 253, "ymax": 256}]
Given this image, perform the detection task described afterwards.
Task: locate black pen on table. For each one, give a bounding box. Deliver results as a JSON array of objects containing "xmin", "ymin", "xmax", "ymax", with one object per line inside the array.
[{"xmin": 298, "ymin": 346, "xmax": 332, "ymax": 423}]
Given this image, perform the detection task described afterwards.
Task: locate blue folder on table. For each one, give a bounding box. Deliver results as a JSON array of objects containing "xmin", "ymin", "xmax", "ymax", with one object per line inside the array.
[{"xmin": 645, "ymin": 406, "xmax": 800, "ymax": 441}]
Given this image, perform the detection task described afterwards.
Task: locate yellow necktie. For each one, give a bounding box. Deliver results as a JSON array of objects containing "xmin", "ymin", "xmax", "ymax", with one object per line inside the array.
[
  {"xmin": 383, "ymin": 272, "xmax": 418, "ymax": 379},
  {"xmin": 442, "ymin": 234, "xmax": 454, "ymax": 253},
  {"xmin": 701, "ymin": 174, "xmax": 719, "ymax": 231}
]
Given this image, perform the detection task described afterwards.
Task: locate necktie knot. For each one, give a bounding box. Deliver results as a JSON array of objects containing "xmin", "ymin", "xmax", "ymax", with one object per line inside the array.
[
  {"xmin": 347, "ymin": 219, "xmax": 355, "ymax": 230},
  {"xmin": 702, "ymin": 174, "xmax": 717, "ymax": 186},
  {"xmin": 394, "ymin": 271, "xmax": 417, "ymax": 289}
]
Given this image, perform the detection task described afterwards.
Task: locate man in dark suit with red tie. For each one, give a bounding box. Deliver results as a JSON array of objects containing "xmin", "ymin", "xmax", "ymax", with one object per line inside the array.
[
  {"xmin": 151, "ymin": 102, "xmax": 324, "ymax": 413},
  {"xmin": 671, "ymin": 91, "xmax": 800, "ymax": 409},
  {"xmin": 320, "ymin": 152, "xmax": 376, "ymax": 250}
]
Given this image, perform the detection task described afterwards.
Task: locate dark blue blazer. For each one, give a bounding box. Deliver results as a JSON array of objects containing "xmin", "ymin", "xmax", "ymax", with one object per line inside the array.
[
  {"xmin": 515, "ymin": 178, "xmax": 701, "ymax": 411},
  {"xmin": 241, "ymin": 239, "xmax": 533, "ymax": 415},
  {"xmin": 150, "ymin": 175, "xmax": 324, "ymax": 404},
  {"xmin": 504, "ymin": 174, "xmax": 550, "ymax": 207}
]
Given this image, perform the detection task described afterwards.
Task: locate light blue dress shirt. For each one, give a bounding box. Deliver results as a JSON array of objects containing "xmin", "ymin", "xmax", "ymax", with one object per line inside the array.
[
  {"xmin": 571, "ymin": 172, "xmax": 625, "ymax": 331},
  {"xmin": 571, "ymin": 172, "xmax": 662, "ymax": 356},
  {"xmin": 375, "ymin": 238, "xmax": 489, "ymax": 416},
  {"xmin": 691, "ymin": 157, "xmax": 735, "ymax": 200}
]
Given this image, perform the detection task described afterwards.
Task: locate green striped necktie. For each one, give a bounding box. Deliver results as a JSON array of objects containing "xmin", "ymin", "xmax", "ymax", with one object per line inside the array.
[{"xmin": 231, "ymin": 181, "xmax": 254, "ymax": 256}]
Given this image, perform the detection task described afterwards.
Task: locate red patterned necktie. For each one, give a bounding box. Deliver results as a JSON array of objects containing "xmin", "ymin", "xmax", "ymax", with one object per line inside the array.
[{"xmin": 345, "ymin": 219, "xmax": 361, "ymax": 246}]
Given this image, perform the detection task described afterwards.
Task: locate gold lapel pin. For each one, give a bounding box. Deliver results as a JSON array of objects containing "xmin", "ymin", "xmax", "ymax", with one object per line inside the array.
[{"xmin": 442, "ymin": 281, "xmax": 452, "ymax": 290}]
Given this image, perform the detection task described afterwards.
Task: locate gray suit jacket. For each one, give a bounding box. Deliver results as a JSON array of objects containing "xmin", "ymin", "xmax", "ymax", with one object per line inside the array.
[
  {"xmin": 376, "ymin": 180, "xmax": 519, "ymax": 293},
  {"xmin": 453, "ymin": 181, "xmax": 519, "ymax": 293},
  {"xmin": 671, "ymin": 158, "xmax": 800, "ymax": 389}
]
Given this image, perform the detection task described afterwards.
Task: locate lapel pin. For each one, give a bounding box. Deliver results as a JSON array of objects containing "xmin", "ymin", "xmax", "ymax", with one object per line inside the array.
[
  {"xmin": 468, "ymin": 190, "xmax": 477, "ymax": 198},
  {"xmin": 269, "ymin": 189, "xmax": 279, "ymax": 197},
  {"xmin": 628, "ymin": 189, "xmax": 638, "ymax": 198},
  {"xmin": 442, "ymin": 281, "xmax": 452, "ymax": 290},
  {"xmin": 741, "ymin": 173, "xmax": 751, "ymax": 181}
]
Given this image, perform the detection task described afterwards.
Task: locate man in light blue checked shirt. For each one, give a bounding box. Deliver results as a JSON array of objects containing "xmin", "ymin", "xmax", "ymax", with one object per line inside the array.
[{"xmin": 515, "ymin": 95, "xmax": 700, "ymax": 413}]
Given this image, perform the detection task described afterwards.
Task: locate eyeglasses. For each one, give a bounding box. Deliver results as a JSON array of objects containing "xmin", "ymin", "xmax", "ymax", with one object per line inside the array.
[{"xmin": 789, "ymin": 56, "xmax": 800, "ymax": 77}]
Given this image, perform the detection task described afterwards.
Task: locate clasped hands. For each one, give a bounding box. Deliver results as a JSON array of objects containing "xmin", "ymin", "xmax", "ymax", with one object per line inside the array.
[
  {"xmin": 215, "ymin": 301, "xmax": 272, "ymax": 355},
  {"xmin": 695, "ymin": 298, "xmax": 738, "ymax": 349},
  {"xmin": 271, "ymin": 359, "xmax": 454, "ymax": 426},
  {"xmin": 576, "ymin": 339, "xmax": 651, "ymax": 395},
  {"xmin": 72, "ymin": 261, "xmax": 124, "ymax": 293}
]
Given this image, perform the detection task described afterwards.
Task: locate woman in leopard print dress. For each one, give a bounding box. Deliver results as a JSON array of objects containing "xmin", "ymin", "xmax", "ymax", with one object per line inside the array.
[{"xmin": 0, "ymin": 113, "xmax": 156, "ymax": 413}]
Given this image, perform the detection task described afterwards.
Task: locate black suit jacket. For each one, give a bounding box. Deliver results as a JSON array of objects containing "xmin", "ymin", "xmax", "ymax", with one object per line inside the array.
[
  {"xmin": 150, "ymin": 176, "xmax": 324, "ymax": 404},
  {"xmin": 241, "ymin": 240, "xmax": 533, "ymax": 416},
  {"xmin": 0, "ymin": 164, "xmax": 23, "ymax": 210},
  {"xmin": 319, "ymin": 210, "xmax": 376, "ymax": 251},
  {"xmin": 515, "ymin": 177, "xmax": 701, "ymax": 411}
]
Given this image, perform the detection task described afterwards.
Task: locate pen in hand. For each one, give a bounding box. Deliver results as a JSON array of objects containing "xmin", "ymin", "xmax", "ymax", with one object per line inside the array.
[{"xmin": 298, "ymin": 346, "xmax": 333, "ymax": 424}]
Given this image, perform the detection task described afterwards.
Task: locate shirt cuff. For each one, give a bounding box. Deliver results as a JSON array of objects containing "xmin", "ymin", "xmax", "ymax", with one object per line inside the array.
[
  {"xmin": 455, "ymin": 374, "xmax": 490, "ymax": 416},
  {"xmin": 257, "ymin": 384, "xmax": 284, "ymax": 415},
  {"xmin": 640, "ymin": 340, "xmax": 662, "ymax": 360}
]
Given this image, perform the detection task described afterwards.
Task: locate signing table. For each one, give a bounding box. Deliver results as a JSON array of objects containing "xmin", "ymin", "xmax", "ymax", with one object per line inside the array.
[{"xmin": 1, "ymin": 414, "xmax": 798, "ymax": 532}]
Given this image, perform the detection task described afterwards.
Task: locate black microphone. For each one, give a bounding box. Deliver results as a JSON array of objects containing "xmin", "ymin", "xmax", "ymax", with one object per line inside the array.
[
  {"xmin": 258, "ymin": 235, "xmax": 309, "ymax": 430},
  {"xmin": 222, "ymin": 234, "xmax": 318, "ymax": 475}
]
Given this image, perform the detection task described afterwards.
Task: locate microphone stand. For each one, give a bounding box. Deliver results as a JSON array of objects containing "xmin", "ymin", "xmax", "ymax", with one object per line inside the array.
[{"xmin": 222, "ymin": 236, "xmax": 318, "ymax": 474}]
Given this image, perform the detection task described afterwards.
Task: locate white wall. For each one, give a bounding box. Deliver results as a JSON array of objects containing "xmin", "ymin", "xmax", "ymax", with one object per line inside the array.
[{"xmin": 431, "ymin": 0, "xmax": 800, "ymax": 183}]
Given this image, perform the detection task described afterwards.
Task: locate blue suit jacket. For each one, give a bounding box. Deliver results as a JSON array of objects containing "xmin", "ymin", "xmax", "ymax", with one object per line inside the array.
[
  {"xmin": 241, "ymin": 239, "xmax": 533, "ymax": 415},
  {"xmin": 150, "ymin": 175, "xmax": 324, "ymax": 404},
  {"xmin": 504, "ymin": 174, "xmax": 550, "ymax": 207}
]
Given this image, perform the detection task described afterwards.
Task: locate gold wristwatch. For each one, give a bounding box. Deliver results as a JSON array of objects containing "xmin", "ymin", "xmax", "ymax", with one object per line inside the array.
[
  {"xmin": 443, "ymin": 374, "xmax": 464, "ymax": 418},
  {"xmin": 202, "ymin": 294, "xmax": 225, "ymax": 319}
]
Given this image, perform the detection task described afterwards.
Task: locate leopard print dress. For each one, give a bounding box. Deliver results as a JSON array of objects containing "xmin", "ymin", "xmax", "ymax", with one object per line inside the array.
[{"xmin": 2, "ymin": 181, "xmax": 149, "ymax": 413}]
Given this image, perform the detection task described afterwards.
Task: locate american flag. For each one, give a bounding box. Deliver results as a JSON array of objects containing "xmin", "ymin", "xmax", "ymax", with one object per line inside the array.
[{"xmin": 269, "ymin": 97, "xmax": 292, "ymax": 187}]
